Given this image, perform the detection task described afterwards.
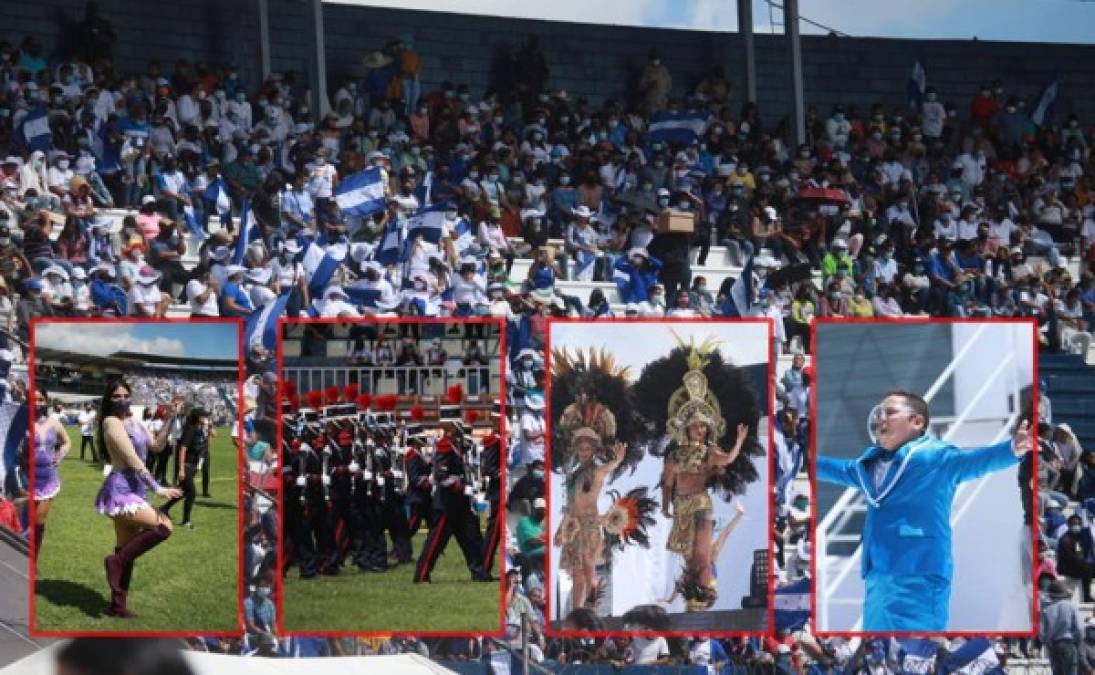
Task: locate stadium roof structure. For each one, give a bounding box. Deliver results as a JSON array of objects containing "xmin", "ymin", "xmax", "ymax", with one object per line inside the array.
[
  {"xmin": 32, "ymin": 348, "xmax": 237, "ymax": 374},
  {"xmin": 0, "ymin": 646, "xmax": 457, "ymax": 674},
  {"xmin": 110, "ymin": 351, "xmax": 238, "ymax": 372}
]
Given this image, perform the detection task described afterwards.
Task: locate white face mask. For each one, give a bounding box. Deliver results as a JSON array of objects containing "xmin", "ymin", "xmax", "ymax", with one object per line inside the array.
[{"xmin": 58, "ymin": 160, "xmax": 70, "ymax": 169}]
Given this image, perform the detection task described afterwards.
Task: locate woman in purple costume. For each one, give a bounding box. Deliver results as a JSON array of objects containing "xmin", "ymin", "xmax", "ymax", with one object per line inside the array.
[
  {"xmin": 94, "ymin": 378, "xmax": 182, "ymax": 618},
  {"xmin": 31, "ymin": 385, "xmax": 70, "ymax": 561}
]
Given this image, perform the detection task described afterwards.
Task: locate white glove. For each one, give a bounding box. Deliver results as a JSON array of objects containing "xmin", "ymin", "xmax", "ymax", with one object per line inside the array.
[
  {"xmin": 295, "ymin": 476, "xmax": 306, "ymax": 487},
  {"xmin": 348, "ymin": 461, "xmax": 360, "ymax": 473},
  {"xmin": 377, "ymin": 476, "xmax": 386, "ymax": 487},
  {"xmin": 362, "ymin": 470, "xmax": 374, "ymax": 481},
  {"xmin": 391, "ymin": 470, "xmax": 404, "ymax": 479},
  {"xmin": 321, "ymin": 474, "xmax": 331, "ymax": 486},
  {"xmin": 464, "ymin": 485, "xmax": 475, "ymax": 496}
]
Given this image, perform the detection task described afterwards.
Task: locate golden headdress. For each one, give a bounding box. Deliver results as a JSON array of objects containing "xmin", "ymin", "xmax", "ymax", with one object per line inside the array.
[{"xmin": 665, "ymin": 333, "xmax": 726, "ymax": 445}]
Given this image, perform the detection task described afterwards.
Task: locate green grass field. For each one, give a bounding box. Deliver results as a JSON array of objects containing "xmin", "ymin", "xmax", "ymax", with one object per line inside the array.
[
  {"xmin": 34, "ymin": 427, "xmax": 240, "ymax": 633},
  {"xmin": 282, "ymin": 514, "xmax": 502, "ymax": 633}
]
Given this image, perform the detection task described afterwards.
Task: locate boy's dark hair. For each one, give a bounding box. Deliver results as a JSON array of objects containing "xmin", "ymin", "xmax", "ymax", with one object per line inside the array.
[{"xmin": 883, "ymin": 389, "xmax": 930, "ymax": 431}]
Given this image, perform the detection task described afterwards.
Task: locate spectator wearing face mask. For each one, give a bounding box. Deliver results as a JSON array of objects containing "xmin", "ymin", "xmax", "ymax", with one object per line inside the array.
[
  {"xmin": 1057, "ymin": 514, "xmax": 1095, "ymax": 603},
  {"xmin": 243, "ymin": 577, "xmax": 276, "ymax": 644}
]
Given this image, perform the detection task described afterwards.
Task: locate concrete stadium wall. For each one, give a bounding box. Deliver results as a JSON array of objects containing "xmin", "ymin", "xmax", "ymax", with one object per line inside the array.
[{"xmin": 4, "ymin": 2, "xmax": 1094, "ymax": 123}]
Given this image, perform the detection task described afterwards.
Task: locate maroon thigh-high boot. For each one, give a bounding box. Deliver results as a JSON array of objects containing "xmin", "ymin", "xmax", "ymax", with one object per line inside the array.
[{"xmin": 104, "ymin": 524, "xmax": 171, "ymax": 618}]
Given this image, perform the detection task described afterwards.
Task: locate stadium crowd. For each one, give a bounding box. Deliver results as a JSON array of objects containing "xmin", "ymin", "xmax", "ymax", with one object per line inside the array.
[{"xmin": 0, "ymin": 5, "xmax": 1092, "ymax": 674}]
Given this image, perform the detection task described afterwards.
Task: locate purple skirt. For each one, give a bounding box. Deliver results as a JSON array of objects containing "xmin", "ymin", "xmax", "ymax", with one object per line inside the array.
[
  {"xmin": 95, "ymin": 469, "xmax": 151, "ymax": 516},
  {"xmin": 34, "ymin": 467, "xmax": 60, "ymax": 501}
]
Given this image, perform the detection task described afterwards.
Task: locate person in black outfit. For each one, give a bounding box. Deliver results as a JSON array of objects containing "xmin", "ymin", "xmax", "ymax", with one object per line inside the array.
[
  {"xmin": 479, "ymin": 430, "xmax": 503, "ymax": 579},
  {"xmin": 376, "ymin": 430, "xmax": 413, "ymax": 565},
  {"xmin": 413, "ymin": 435, "xmax": 489, "ymax": 583},
  {"xmin": 325, "ymin": 423, "xmax": 356, "ymax": 574},
  {"xmin": 507, "ymin": 458, "xmax": 545, "ymax": 514},
  {"xmin": 351, "ymin": 428, "xmax": 389, "ymax": 573},
  {"xmin": 647, "ymin": 230, "xmax": 692, "ymax": 307},
  {"xmin": 1058, "ymin": 514, "xmax": 1095, "ymax": 603},
  {"xmin": 161, "ymin": 407, "xmax": 209, "ymax": 528},
  {"xmin": 404, "ymin": 436, "xmax": 434, "ymax": 535},
  {"xmin": 282, "ymin": 433, "xmax": 318, "ymax": 579}
]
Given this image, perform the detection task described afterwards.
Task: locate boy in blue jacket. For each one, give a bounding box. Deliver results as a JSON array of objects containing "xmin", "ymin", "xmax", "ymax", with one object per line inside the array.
[{"xmin": 816, "ymin": 389, "xmax": 1033, "ymax": 631}]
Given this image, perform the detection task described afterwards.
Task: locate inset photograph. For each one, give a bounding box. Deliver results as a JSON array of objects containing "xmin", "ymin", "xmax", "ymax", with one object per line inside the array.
[
  {"xmin": 814, "ymin": 319, "xmax": 1036, "ymax": 634},
  {"xmin": 30, "ymin": 319, "xmax": 242, "ymax": 634},
  {"xmin": 548, "ymin": 319, "xmax": 770, "ymax": 633},
  {"xmin": 278, "ymin": 318, "xmax": 504, "ymax": 633}
]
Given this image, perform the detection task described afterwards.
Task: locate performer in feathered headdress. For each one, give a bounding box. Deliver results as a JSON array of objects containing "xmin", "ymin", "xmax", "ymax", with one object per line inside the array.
[{"xmin": 631, "ymin": 333, "xmax": 763, "ymax": 612}]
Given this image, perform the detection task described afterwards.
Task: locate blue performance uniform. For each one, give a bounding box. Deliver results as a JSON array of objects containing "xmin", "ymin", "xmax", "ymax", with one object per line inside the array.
[{"xmin": 816, "ymin": 434, "xmax": 1018, "ymax": 631}]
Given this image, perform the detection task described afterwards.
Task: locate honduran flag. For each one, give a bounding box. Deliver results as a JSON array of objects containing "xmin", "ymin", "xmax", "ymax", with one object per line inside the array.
[
  {"xmin": 452, "ymin": 217, "xmax": 475, "ymax": 254},
  {"xmin": 647, "ymin": 110, "xmax": 710, "ymax": 144},
  {"xmin": 334, "ymin": 167, "xmax": 387, "ymax": 217},
  {"xmin": 773, "ymin": 577, "xmax": 810, "ymax": 632},
  {"xmin": 18, "ymin": 104, "xmax": 51, "ymax": 153},
  {"xmin": 302, "ymin": 241, "xmax": 347, "ymax": 297},
  {"xmin": 720, "ymin": 255, "xmax": 754, "ymax": 317},
  {"xmin": 940, "ymin": 639, "xmax": 1004, "ymax": 675},
  {"xmin": 897, "ymin": 639, "xmax": 938, "ymax": 675},
  {"xmin": 1031, "ymin": 78, "xmax": 1059, "ymax": 128},
  {"xmin": 232, "ymin": 200, "xmax": 260, "ymax": 265},
  {"xmin": 245, "ymin": 292, "xmax": 289, "ymax": 355},
  {"xmin": 0, "ymin": 402, "xmax": 28, "ymax": 493},
  {"xmin": 203, "ymin": 176, "xmax": 233, "ymax": 229},
  {"xmin": 373, "ymin": 217, "xmax": 403, "ymax": 267},
  {"xmin": 907, "ymin": 61, "xmax": 927, "ymax": 109},
  {"xmin": 405, "ymin": 202, "xmax": 448, "ymax": 245}
]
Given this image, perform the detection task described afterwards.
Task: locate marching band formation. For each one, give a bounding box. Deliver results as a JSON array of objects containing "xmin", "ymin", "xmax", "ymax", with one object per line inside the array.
[{"xmin": 279, "ymin": 383, "xmax": 503, "ymax": 584}]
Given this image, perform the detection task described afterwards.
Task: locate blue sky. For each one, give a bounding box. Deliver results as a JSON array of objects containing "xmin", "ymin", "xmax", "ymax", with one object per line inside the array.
[
  {"xmin": 36, "ymin": 322, "xmax": 239, "ymax": 360},
  {"xmin": 329, "ymin": 0, "xmax": 1095, "ymax": 44}
]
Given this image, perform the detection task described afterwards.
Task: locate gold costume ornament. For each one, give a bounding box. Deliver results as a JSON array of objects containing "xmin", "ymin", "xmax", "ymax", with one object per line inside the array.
[{"xmin": 665, "ymin": 334, "xmax": 727, "ymax": 449}]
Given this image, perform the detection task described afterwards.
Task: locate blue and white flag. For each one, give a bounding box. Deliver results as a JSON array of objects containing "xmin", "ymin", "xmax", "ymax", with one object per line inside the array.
[
  {"xmin": 0, "ymin": 402, "xmax": 29, "ymax": 492},
  {"xmin": 774, "ymin": 431, "xmax": 802, "ymax": 511},
  {"xmin": 773, "ymin": 577, "xmax": 810, "ymax": 632},
  {"xmin": 18, "ymin": 105, "xmax": 51, "ymax": 153},
  {"xmin": 203, "ymin": 176, "xmax": 233, "ymax": 229},
  {"xmin": 648, "ymin": 110, "xmax": 710, "ymax": 144},
  {"xmin": 406, "ymin": 203, "xmax": 448, "ymax": 245},
  {"xmin": 181, "ymin": 204, "xmax": 205, "ymax": 241},
  {"xmin": 898, "ymin": 639, "xmax": 938, "ymax": 675},
  {"xmin": 233, "ymin": 200, "xmax": 259, "ymax": 265},
  {"xmin": 414, "ymin": 170, "xmax": 433, "ymax": 207},
  {"xmin": 907, "ymin": 61, "xmax": 927, "ymax": 109},
  {"xmin": 302, "ymin": 242, "xmax": 347, "ymax": 297},
  {"xmin": 1031, "ymin": 78, "xmax": 1058, "ymax": 128},
  {"xmin": 452, "ymin": 217, "xmax": 475, "ymax": 254},
  {"xmin": 721, "ymin": 255, "xmax": 754, "ymax": 317},
  {"xmin": 373, "ymin": 217, "xmax": 403, "ymax": 267},
  {"xmin": 344, "ymin": 285, "xmax": 382, "ymax": 308},
  {"xmin": 334, "ymin": 167, "xmax": 386, "ymax": 217},
  {"xmin": 940, "ymin": 638, "xmax": 1003, "ymax": 675},
  {"xmin": 244, "ymin": 292, "xmax": 289, "ymax": 355}
]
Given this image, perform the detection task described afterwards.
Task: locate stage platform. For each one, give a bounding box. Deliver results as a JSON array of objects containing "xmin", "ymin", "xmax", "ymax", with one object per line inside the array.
[{"xmin": 551, "ymin": 607, "xmax": 767, "ymax": 632}]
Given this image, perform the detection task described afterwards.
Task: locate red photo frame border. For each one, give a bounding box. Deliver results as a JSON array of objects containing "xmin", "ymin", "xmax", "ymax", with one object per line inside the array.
[
  {"xmin": 808, "ymin": 316, "xmax": 1040, "ymax": 639},
  {"xmin": 273, "ymin": 315, "xmax": 508, "ymax": 638},
  {"xmin": 27, "ymin": 316, "xmax": 247, "ymax": 639},
  {"xmin": 542, "ymin": 315, "xmax": 777, "ymax": 639}
]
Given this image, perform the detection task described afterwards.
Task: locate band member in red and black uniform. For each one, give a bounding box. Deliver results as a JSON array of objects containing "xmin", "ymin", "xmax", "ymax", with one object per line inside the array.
[
  {"xmin": 413, "ymin": 435, "xmax": 490, "ymax": 583},
  {"xmin": 404, "ymin": 435, "xmax": 434, "ymax": 535},
  {"xmin": 352, "ymin": 431, "xmax": 390, "ymax": 573},
  {"xmin": 281, "ymin": 433, "xmax": 319, "ymax": 580},
  {"xmin": 304, "ymin": 427, "xmax": 339, "ymax": 576},
  {"xmin": 325, "ymin": 422, "xmax": 357, "ymax": 574},
  {"xmin": 375, "ymin": 427, "xmax": 413, "ymax": 564},
  {"xmin": 479, "ymin": 430, "xmax": 504, "ymax": 579}
]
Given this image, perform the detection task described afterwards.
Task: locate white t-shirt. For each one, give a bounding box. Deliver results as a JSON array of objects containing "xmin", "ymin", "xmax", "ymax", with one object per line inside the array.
[
  {"xmin": 186, "ymin": 279, "xmax": 220, "ymax": 316},
  {"xmin": 129, "ymin": 283, "xmax": 162, "ymax": 315},
  {"xmin": 78, "ymin": 410, "xmax": 95, "ymax": 436},
  {"xmin": 630, "ymin": 636, "xmax": 669, "ymax": 665},
  {"xmin": 519, "ymin": 412, "xmax": 545, "ymax": 465},
  {"xmin": 306, "ymin": 163, "xmax": 338, "ymax": 199}
]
